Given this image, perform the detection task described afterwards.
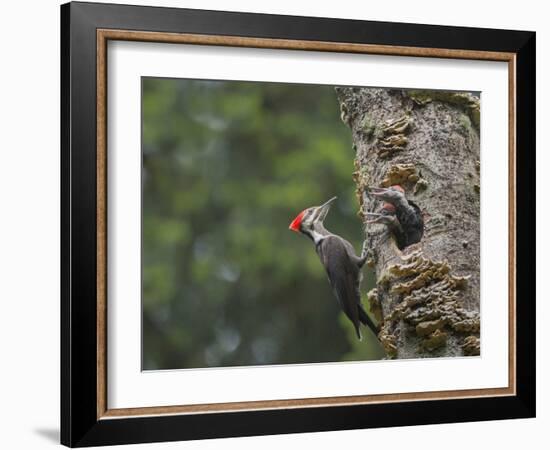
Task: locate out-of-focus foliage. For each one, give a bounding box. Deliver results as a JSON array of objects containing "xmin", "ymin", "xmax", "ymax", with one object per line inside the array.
[{"xmin": 142, "ymin": 78, "xmax": 384, "ymax": 370}]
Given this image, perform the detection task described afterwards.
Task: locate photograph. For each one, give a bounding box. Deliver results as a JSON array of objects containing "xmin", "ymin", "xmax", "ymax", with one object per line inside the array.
[{"xmin": 141, "ymin": 78, "xmax": 481, "ymax": 370}]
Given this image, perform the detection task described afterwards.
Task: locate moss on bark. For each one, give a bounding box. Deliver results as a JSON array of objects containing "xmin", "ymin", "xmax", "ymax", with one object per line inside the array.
[{"xmin": 336, "ymin": 87, "xmax": 481, "ymax": 359}]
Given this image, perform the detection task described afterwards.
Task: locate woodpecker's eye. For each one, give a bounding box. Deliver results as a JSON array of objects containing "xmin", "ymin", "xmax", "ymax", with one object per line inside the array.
[{"xmin": 303, "ymin": 208, "xmax": 315, "ymax": 224}]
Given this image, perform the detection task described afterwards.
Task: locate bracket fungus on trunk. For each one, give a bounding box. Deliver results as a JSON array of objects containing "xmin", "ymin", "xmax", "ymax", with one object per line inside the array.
[{"xmin": 336, "ymin": 86, "xmax": 481, "ymax": 359}]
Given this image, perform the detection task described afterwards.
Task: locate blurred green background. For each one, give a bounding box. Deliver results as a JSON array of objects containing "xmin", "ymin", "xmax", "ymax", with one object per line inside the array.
[{"xmin": 142, "ymin": 78, "xmax": 384, "ymax": 370}]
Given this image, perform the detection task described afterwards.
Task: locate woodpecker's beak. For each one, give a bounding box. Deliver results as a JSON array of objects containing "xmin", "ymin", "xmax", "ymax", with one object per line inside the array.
[
  {"xmin": 368, "ymin": 187, "xmax": 391, "ymax": 199},
  {"xmin": 364, "ymin": 212, "xmax": 393, "ymax": 225},
  {"xmin": 368, "ymin": 187, "xmax": 404, "ymax": 203},
  {"xmin": 365, "ymin": 212, "xmax": 400, "ymax": 230},
  {"xmin": 364, "ymin": 212, "xmax": 384, "ymax": 224},
  {"xmin": 315, "ymin": 196, "xmax": 337, "ymax": 223},
  {"xmin": 368, "ymin": 185, "xmax": 406, "ymax": 201}
]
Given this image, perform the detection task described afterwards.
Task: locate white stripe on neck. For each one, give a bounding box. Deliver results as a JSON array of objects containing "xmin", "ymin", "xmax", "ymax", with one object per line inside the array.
[{"xmin": 311, "ymin": 230, "xmax": 328, "ymax": 245}]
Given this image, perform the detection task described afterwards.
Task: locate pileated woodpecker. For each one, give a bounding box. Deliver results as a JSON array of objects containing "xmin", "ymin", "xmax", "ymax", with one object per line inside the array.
[
  {"xmin": 289, "ymin": 197, "xmax": 379, "ymax": 340},
  {"xmin": 369, "ymin": 185, "xmax": 423, "ymax": 248},
  {"xmin": 364, "ymin": 202, "xmax": 407, "ymax": 249}
]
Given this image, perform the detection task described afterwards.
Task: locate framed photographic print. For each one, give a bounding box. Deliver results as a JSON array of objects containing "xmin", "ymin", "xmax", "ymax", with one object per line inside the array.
[{"xmin": 60, "ymin": 1, "xmax": 535, "ymax": 447}]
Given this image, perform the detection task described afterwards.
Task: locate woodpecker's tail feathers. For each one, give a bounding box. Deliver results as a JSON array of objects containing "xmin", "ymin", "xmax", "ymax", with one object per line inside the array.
[
  {"xmin": 358, "ymin": 305, "xmax": 380, "ymax": 339},
  {"xmin": 355, "ymin": 326, "xmax": 363, "ymax": 341}
]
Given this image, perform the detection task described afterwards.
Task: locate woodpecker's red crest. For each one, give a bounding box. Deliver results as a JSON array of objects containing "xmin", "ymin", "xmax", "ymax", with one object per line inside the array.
[
  {"xmin": 381, "ymin": 202, "xmax": 396, "ymax": 214},
  {"xmin": 289, "ymin": 210, "xmax": 307, "ymax": 232}
]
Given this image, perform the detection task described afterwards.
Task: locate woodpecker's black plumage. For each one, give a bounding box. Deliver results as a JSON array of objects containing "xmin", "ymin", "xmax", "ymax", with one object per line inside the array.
[
  {"xmin": 369, "ymin": 186, "xmax": 424, "ymax": 248},
  {"xmin": 403, "ymin": 200, "xmax": 423, "ymax": 245},
  {"xmin": 289, "ymin": 197, "xmax": 379, "ymax": 340},
  {"xmin": 365, "ymin": 202, "xmax": 407, "ymax": 249}
]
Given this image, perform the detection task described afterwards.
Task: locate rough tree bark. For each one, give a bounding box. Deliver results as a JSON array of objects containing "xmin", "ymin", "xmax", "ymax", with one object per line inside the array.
[{"xmin": 336, "ymin": 87, "xmax": 481, "ymax": 359}]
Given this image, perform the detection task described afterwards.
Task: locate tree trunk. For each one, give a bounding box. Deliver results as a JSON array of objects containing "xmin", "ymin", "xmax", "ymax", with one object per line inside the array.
[{"xmin": 336, "ymin": 87, "xmax": 481, "ymax": 359}]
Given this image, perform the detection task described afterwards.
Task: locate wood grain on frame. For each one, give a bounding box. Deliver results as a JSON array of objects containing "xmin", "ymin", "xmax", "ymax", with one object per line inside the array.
[
  {"xmin": 508, "ymin": 56, "xmax": 517, "ymax": 394},
  {"xmin": 97, "ymin": 29, "xmax": 108, "ymax": 419},
  {"xmin": 96, "ymin": 29, "xmax": 517, "ymax": 420}
]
